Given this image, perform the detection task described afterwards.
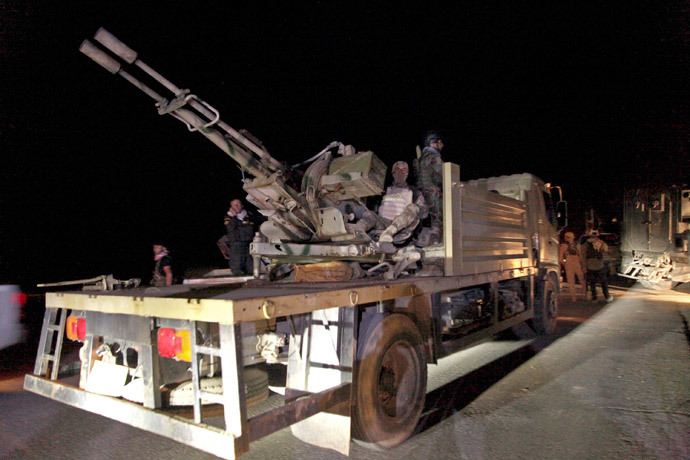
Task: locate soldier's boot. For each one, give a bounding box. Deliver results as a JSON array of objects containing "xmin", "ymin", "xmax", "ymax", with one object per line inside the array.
[
  {"xmin": 379, "ymin": 204, "xmax": 420, "ymax": 243},
  {"xmin": 379, "ymin": 224, "xmax": 399, "ymax": 243}
]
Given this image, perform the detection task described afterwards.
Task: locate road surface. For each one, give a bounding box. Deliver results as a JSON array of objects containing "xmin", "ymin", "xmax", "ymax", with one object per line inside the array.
[{"xmin": 1, "ymin": 283, "xmax": 688, "ymax": 459}]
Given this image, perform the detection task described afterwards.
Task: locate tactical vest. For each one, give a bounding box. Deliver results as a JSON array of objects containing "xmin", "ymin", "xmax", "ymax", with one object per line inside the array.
[
  {"xmin": 584, "ymin": 241, "xmax": 604, "ymax": 270},
  {"xmin": 378, "ymin": 186, "xmax": 413, "ymax": 221}
]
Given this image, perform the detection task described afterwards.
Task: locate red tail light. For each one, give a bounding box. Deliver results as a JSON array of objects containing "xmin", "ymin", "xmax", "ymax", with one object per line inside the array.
[
  {"xmin": 11, "ymin": 292, "xmax": 27, "ymax": 306},
  {"xmin": 66, "ymin": 316, "xmax": 86, "ymax": 341},
  {"xmin": 157, "ymin": 328, "xmax": 192, "ymax": 361}
]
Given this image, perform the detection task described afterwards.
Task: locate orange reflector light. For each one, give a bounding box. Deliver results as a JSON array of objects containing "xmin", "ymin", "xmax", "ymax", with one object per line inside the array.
[
  {"xmin": 175, "ymin": 329, "xmax": 192, "ymax": 362},
  {"xmin": 157, "ymin": 328, "xmax": 192, "ymax": 362},
  {"xmin": 66, "ymin": 316, "xmax": 86, "ymax": 341}
]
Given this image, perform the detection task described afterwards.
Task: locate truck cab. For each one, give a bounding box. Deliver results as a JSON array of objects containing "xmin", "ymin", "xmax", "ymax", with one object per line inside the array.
[{"xmin": 466, "ymin": 172, "xmax": 561, "ymax": 275}]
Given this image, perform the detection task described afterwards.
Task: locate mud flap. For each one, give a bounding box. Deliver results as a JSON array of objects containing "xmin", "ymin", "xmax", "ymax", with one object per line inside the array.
[{"xmin": 287, "ymin": 306, "xmax": 355, "ymax": 455}]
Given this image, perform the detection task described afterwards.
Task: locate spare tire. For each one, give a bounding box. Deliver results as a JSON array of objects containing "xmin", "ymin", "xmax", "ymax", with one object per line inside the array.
[
  {"xmin": 640, "ymin": 279, "xmax": 676, "ymax": 291},
  {"xmin": 168, "ymin": 366, "xmax": 269, "ymax": 407}
]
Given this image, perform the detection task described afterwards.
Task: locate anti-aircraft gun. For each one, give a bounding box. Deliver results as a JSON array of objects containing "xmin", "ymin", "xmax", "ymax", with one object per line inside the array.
[{"xmin": 80, "ymin": 29, "xmax": 420, "ymax": 279}]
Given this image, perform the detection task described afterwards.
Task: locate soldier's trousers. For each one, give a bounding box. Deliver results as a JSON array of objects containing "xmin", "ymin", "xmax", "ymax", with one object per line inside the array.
[
  {"xmin": 586, "ymin": 268, "xmax": 610, "ymax": 300},
  {"xmin": 564, "ymin": 257, "xmax": 586, "ymax": 300},
  {"xmin": 421, "ymin": 187, "xmax": 441, "ymax": 235},
  {"xmin": 228, "ymin": 241, "xmax": 252, "ymax": 275}
]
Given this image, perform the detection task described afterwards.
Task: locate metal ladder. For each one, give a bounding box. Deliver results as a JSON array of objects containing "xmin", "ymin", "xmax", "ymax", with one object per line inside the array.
[
  {"xmin": 189, "ymin": 322, "xmax": 249, "ymax": 453},
  {"xmin": 33, "ymin": 307, "xmax": 67, "ymax": 379}
]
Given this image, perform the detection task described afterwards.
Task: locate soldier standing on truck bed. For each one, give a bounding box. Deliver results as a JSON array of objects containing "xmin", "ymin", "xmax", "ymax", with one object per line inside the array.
[
  {"xmin": 224, "ymin": 198, "xmax": 259, "ymax": 275},
  {"xmin": 414, "ymin": 130, "xmax": 444, "ymax": 244},
  {"xmin": 152, "ymin": 243, "xmax": 173, "ymax": 286}
]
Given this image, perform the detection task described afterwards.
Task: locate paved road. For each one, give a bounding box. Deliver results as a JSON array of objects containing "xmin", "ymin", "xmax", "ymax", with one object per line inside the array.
[{"xmin": 1, "ymin": 283, "xmax": 688, "ymax": 459}]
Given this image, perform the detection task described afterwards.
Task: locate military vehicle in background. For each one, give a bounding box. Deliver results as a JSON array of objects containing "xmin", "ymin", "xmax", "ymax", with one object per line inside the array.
[
  {"xmin": 620, "ymin": 186, "xmax": 690, "ymax": 289},
  {"xmin": 24, "ymin": 29, "xmax": 567, "ymax": 459}
]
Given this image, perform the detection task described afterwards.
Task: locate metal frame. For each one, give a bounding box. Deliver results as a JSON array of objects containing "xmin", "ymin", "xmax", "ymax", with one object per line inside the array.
[
  {"xmin": 24, "ymin": 374, "xmax": 241, "ymax": 459},
  {"xmin": 24, "ymin": 312, "xmax": 355, "ymax": 460}
]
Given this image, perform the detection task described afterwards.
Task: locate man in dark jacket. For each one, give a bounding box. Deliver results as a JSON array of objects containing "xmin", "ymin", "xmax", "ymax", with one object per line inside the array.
[
  {"xmin": 224, "ymin": 198, "xmax": 260, "ymax": 275},
  {"xmin": 582, "ymin": 229, "xmax": 614, "ymax": 302},
  {"xmin": 152, "ymin": 243, "xmax": 173, "ymax": 286}
]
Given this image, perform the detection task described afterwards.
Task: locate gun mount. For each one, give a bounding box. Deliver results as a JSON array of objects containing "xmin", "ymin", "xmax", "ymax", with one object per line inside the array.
[{"xmin": 80, "ymin": 29, "xmax": 427, "ymax": 279}]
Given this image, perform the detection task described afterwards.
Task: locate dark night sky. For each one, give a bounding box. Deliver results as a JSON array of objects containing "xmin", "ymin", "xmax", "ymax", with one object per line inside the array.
[{"xmin": 1, "ymin": 1, "xmax": 688, "ymax": 289}]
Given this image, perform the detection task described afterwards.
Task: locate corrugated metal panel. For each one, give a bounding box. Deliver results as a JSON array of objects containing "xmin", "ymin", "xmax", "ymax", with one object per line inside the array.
[{"xmin": 456, "ymin": 180, "xmax": 529, "ymax": 277}]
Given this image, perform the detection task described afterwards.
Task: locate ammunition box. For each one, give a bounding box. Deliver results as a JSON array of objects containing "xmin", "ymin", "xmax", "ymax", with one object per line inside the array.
[{"xmin": 321, "ymin": 151, "xmax": 386, "ymax": 199}]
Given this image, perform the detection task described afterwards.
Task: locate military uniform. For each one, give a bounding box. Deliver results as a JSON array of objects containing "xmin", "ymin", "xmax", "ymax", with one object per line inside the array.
[
  {"xmin": 559, "ymin": 237, "xmax": 586, "ymax": 301},
  {"xmin": 582, "ymin": 235, "xmax": 612, "ymax": 301},
  {"xmin": 414, "ymin": 145, "xmax": 444, "ymax": 240}
]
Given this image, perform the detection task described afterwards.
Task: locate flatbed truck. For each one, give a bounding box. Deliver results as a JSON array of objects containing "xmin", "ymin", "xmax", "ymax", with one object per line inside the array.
[{"xmin": 24, "ymin": 29, "xmax": 565, "ymax": 459}]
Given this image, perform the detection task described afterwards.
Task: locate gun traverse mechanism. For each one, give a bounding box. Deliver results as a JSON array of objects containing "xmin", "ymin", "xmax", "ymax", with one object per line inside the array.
[{"xmin": 80, "ymin": 29, "xmax": 425, "ymax": 279}]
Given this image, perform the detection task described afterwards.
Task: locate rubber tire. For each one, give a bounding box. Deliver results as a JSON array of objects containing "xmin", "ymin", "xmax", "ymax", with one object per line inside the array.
[
  {"xmin": 168, "ymin": 366, "xmax": 269, "ymax": 407},
  {"xmin": 352, "ymin": 314, "xmax": 427, "ymax": 450},
  {"xmin": 529, "ymin": 278, "xmax": 558, "ymax": 335},
  {"xmin": 640, "ymin": 279, "xmax": 676, "ymax": 291}
]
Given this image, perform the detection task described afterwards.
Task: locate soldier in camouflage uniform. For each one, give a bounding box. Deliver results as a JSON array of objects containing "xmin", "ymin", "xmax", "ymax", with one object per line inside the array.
[
  {"xmin": 344, "ymin": 161, "xmax": 425, "ymax": 244},
  {"xmin": 414, "ymin": 131, "xmax": 444, "ymax": 243},
  {"xmin": 378, "ymin": 161, "xmax": 426, "ymax": 243}
]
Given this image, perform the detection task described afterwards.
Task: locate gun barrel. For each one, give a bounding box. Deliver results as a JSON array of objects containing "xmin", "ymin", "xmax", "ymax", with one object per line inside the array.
[
  {"xmin": 81, "ymin": 28, "xmax": 287, "ymax": 180},
  {"xmin": 94, "ymin": 28, "xmax": 137, "ymax": 64},
  {"xmin": 79, "ymin": 40, "xmax": 120, "ymax": 74},
  {"xmin": 173, "ymin": 108, "xmax": 274, "ymax": 178},
  {"xmin": 96, "ymin": 28, "xmax": 183, "ymax": 97}
]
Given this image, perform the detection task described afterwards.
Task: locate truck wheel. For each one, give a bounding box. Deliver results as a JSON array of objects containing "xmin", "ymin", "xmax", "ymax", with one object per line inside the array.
[
  {"xmin": 529, "ymin": 278, "xmax": 558, "ymax": 335},
  {"xmin": 352, "ymin": 314, "xmax": 426, "ymax": 449}
]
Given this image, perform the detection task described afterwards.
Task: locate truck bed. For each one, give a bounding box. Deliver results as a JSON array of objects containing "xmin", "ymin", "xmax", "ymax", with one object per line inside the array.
[{"xmin": 46, "ymin": 264, "xmax": 534, "ymax": 325}]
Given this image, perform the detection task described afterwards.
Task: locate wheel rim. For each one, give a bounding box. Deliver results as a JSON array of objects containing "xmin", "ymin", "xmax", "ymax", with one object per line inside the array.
[{"xmin": 377, "ymin": 340, "xmax": 419, "ymax": 420}]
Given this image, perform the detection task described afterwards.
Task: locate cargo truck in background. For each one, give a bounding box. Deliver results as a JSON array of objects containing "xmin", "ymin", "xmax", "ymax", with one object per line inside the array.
[
  {"xmin": 24, "ymin": 29, "xmax": 567, "ymax": 459},
  {"xmin": 620, "ymin": 186, "xmax": 690, "ymax": 289}
]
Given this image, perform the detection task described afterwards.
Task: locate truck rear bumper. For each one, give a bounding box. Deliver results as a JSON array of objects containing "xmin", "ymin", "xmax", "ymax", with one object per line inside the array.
[
  {"xmin": 24, "ymin": 373, "xmax": 353, "ymax": 459},
  {"xmin": 24, "ymin": 374, "xmax": 240, "ymax": 459}
]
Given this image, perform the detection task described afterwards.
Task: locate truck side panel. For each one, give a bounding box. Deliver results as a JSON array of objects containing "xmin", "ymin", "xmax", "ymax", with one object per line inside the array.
[{"xmin": 444, "ymin": 164, "xmax": 531, "ymax": 277}]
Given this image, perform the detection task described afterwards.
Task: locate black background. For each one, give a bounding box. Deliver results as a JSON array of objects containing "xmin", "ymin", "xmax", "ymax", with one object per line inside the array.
[{"xmin": 1, "ymin": 1, "xmax": 688, "ymax": 290}]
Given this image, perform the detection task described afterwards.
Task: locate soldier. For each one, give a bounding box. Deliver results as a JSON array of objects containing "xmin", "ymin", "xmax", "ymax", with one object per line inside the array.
[
  {"xmin": 152, "ymin": 243, "xmax": 173, "ymax": 286},
  {"xmin": 582, "ymin": 228, "xmax": 614, "ymax": 302},
  {"xmin": 559, "ymin": 231, "xmax": 586, "ymax": 301},
  {"xmin": 378, "ymin": 161, "xmax": 426, "ymax": 243},
  {"xmin": 344, "ymin": 161, "xmax": 425, "ymax": 244},
  {"xmin": 414, "ymin": 130, "xmax": 444, "ymax": 243},
  {"xmin": 224, "ymin": 198, "xmax": 259, "ymax": 275}
]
